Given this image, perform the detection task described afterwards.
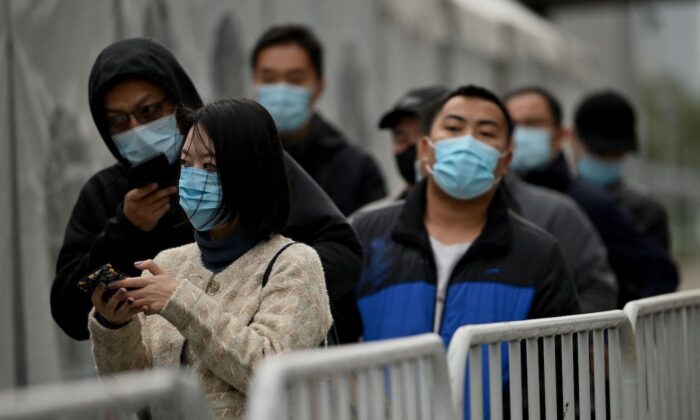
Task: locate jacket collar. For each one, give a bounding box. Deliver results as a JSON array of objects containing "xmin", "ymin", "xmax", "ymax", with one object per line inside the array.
[
  {"xmin": 392, "ymin": 180, "xmax": 512, "ymax": 258},
  {"xmin": 521, "ymin": 152, "xmax": 572, "ymax": 193}
]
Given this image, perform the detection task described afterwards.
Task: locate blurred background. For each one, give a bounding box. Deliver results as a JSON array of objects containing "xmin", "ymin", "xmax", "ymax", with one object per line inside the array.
[{"xmin": 1, "ymin": 0, "xmax": 698, "ymax": 390}]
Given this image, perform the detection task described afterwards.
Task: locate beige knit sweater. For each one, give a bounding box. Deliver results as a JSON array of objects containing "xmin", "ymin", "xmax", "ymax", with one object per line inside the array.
[{"xmin": 89, "ymin": 234, "xmax": 333, "ymax": 419}]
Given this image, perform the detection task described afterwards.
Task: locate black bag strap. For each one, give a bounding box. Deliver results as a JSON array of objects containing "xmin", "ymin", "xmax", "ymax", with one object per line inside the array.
[{"xmin": 262, "ymin": 242, "xmax": 298, "ymax": 288}]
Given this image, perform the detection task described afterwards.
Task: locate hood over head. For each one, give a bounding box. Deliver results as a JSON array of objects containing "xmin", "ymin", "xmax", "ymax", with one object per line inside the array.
[{"xmin": 88, "ymin": 37, "xmax": 203, "ymax": 166}]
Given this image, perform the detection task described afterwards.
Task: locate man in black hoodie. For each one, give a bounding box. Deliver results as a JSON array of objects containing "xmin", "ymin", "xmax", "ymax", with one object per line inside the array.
[
  {"xmin": 251, "ymin": 25, "xmax": 387, "ymax": 215},
  {"xmin": 51, "ymin": 38, "xmax": 364, "ymax": 343}
]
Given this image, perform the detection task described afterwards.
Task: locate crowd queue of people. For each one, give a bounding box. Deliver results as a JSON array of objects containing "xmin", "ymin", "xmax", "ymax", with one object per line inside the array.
[{"xmin": 49, "ymin": 25, "xmax": 678, "ymax": 419}]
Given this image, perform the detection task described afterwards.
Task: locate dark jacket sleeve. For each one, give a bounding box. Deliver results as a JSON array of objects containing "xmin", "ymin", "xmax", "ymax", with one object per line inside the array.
[
  {"xmin": 529, "ymin": 240, "xmax": 582, "ymax": 319},
  {"xmin": 51, "ymin": 174, "xmax": 176, "ymax": 340},
  {"xmin": 282, "ymin": 154, "xmax": 364, "ymax": 343},
  {"xmin": 547, "ymin": 200, "xmax": 617, "ymax": 313}
]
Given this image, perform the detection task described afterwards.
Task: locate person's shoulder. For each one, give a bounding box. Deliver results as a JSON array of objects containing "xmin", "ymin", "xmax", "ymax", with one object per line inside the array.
[
  {"xmin": 314, "ymin": 115, "xmax": 377, "ymax": 162},
  {"xmin": 75, "ymin": 163, "xmax": 128, "ymax": 204},
  {"xmin": 508, "ymin": 210, "xmax": 560, "ymax": 251},
  {"xmin": 351, "ymin": 201, "xmax": 403, "ymax": 234},
  {"xmin": 258, "ymin": 234, "xmax": 323, "ymax": 272},
  {"xmin": 154, "ymin": 242, "xmax": 197, "ymax": 264},
  {"xmin": 618, "ymin": 183, "xmax": 667, "ymax": 214}
]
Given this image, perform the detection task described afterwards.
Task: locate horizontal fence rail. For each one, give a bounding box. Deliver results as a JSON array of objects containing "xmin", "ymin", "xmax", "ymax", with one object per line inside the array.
[
  {"xmin": 447, "ymin": 310, "xmax": 638, "ymax": 420},
  {"xmin": 246, "ymin": 333, "xmax": 457, "ymax": 420},
  {"xmin": 0, "ymin": 368, "xmax": 210, "ymax": 420},
  {"xmin": 624, "ymin": 289, "xmax": 700, "ymax": 420}
]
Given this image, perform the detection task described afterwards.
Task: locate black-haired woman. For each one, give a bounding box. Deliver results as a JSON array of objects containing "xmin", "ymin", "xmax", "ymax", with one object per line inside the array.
[{"xmin": 88, "ymin": 98, "xmax": 333, "ymax": 419}]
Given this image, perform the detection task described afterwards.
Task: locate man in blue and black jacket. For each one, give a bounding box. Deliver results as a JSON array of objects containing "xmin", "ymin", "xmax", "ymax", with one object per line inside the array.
[{"xmin": 352, "ymin": 85, "xmax": 581, "ymax": 345}]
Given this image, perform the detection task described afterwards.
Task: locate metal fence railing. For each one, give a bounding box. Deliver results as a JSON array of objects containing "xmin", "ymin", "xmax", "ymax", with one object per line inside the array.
[
  {"xmin": 446, "ymin": 310, "xmax": 638, "ymax": 420},
  {"xmin": 245, "ymin": 333, "xmax": 457, "ymax": 420},
  {"xmin": 0, "ymin": 369, "xmax": 210, "ymax": 420},
  {"xmin": 624, "ymin": 289, "xmax": 700, "ymax": 420}
]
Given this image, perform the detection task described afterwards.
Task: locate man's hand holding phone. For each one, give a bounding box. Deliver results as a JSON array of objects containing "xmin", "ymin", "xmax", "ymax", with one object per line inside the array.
[{"xmin": 123, "ymin": 183, "xmax": 177, "ymax": 232}]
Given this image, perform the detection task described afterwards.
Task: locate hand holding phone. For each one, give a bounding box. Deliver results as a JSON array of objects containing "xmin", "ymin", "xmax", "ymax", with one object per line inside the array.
[{"xmin": 78, "ymin": 264, "xmax": 128, "ymax": 302}]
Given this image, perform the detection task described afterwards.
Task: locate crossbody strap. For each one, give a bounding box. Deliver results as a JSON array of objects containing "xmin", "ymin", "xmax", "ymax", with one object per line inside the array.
[{"xmin": 261, "ymin": 242, "xmax": 298, "ymax": 289}]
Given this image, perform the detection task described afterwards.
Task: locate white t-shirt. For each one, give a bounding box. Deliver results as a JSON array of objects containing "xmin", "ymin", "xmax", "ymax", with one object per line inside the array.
[{"xmin": 429, "ymin": 236, "xmax": 471, "ymax": 333}]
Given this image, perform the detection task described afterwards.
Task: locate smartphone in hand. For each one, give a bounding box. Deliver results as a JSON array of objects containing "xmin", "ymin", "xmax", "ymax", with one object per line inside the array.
[
  {"xmin": 126, "ymin": 153, "xmax": 174, "ymax": 189},
  {"xmin": 78, "ymin": 264, "xmax": 128, "ymax": 302}
]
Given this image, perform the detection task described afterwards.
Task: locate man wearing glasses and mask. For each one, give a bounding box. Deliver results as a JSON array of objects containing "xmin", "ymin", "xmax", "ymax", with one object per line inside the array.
[{"xmin": 51, "ymin": 38, "xmax": 364, "ymax": 343}]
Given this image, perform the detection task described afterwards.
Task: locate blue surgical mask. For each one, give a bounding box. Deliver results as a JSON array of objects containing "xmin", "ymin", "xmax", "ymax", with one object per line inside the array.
[
  {"xmin": 112, "ymin": 114, "xmax": 184, "ymax": 165},
  {"xmin": 426, "ymin": 135, "xmax": 504, "ymax": 200},
  {"xmin": 179, "ymin": 166, "xmax": 225, "ymax": 231},
  {"xmin": 577, "ymin": 154, "xmax": 622, "ymax": 188},
  {"xmin": 256, "ymin": 84, "xmax": 312, "ymax": 134},
  {"xmin": 511, "ymin": 126, "xmax": 552, "ymax": 173}
]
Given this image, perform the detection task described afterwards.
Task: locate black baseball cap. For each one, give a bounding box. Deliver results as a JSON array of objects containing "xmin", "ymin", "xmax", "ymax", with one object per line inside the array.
[
  {"xmin": 378, "ymin": 85, "xmax": 449, "ymax": 129},
  {"xmin": 574, "ymin": 90, "xmax": 638, "ymax": 153}
]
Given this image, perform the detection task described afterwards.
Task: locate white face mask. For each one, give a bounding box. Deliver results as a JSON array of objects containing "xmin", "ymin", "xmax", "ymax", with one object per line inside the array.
[
  {"xmin": 112, "ymin": 114, "xmax": 184, "ymax": 165},
  {"xmin": 510, "ymin": 125, "xmax": 552, "ymax": 173},
  {"xmin": 425, "ymin": 135, "xmax": 506, "ymax": 200}
]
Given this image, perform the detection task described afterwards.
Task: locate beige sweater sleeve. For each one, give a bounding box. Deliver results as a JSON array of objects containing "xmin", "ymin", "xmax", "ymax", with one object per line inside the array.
[
  {"xmin": 160, "ymin": 244, "xmax": 332, "ymax": 394},
  {"xmin": 88, "ymin": 311, "xmax": 152, "ymax": 375}
]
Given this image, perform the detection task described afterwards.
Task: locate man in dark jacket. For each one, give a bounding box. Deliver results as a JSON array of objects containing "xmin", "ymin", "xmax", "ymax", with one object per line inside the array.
[
  {"xmin": 573, "ymin": 90, "xmax": 671, "ymax": 251},
  {"xmin": 251, "ymin": 25, "xmax": 387, "ymax": 215},
  {"xmin": 366, "ymin": 85, "xmax": 616, "ymax": 313},
  {"xmin": 505, "ymin": 86, "xmax": 678, "ymax": 306},
  {"xmin": 51, "ymin": 38, "xmax": 364, "ymax": 343},
  {"xmin": 352, "ymin": 85, "xmax": 580, "ymax": 346}
]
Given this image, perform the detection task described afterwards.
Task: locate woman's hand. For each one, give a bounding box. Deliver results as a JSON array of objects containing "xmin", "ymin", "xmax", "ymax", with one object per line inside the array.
[
  {"xmin": 109, "ymin": 260, "xmax": 180, "ymax": 315},
  {"xmin": 91, "ymin": 283, "xmax": 139, "ymax": 325}
]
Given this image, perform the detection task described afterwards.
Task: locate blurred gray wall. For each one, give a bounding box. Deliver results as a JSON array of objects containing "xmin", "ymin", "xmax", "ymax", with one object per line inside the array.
[{"xmin": 0, "ymin": 0, "xmax": 595, "ymax": 388}]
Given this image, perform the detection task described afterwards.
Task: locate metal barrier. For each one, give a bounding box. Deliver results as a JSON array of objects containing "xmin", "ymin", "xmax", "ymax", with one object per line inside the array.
[
  {"xmin": 246, "ymin": 333, "xmax": 457, "ymax": 420},
  {"xmin": 0, "ymin": 369, "xmax": 210, "ymax": 420},
  {"xmin": 447, "ymin": 310, "xmax": 638, "ymax": 420},
  {"xmin": 623, "ymin": 289, "xmax": 700, "ymax": 420}
]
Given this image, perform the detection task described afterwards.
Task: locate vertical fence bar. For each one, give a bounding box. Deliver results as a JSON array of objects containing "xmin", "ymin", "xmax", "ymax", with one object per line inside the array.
[
  {"xmin": 508, "ymin": 340, "xmax": 523, "ymax": 420},
  {"xmin": 680, "ymin": 308, "xmax": 690, "ymax": 420},
  {"xmin": 318, "ymin": 377, "xmax": 332, "ymax": 420},
  {"xmin": 470, "ymin": 346, "xmax": 484, "ymax": 420},
  {"xmin": 335, "ymin": 373, "xmax": 351, "ymax": 420},
  {"xmin": 402, "ymin": 361, "xmax": 418, "ymax": 420},
  {"xmin": 608, "ymin": 329, "xmax": 621, "ymax": 420},
  {"xmin": 296, "ymin": 381, "xmax": 312, "ymax": 419},
  {"xmin": 643, "ymin": 316, "xmax": 657, "ymax": 420},
  {"xmin": 669, "ymin": 309, "xmax": 680, "ymax": 420},
  {"xmin": 578, "ymin": 331, "xmax": 591, "ymax": 420},
  {"xmin": 657, "ymin": 313, "xmax": 669, "ymax": 418},
  {"xmin": 489, "ymin": 343, "xmax": 503, "ymax": 420},
  {"xmin": 526, "ymin": 338, "xmax": 540, "ymax": 420},
  {"xmin": 356, "ymin": 370, "xmax": 370, "ymax": 420},
  {"xmin": 390, "ymin": 364, "xmax": 402, "ymax": 419},
  {"xmin": 636, "ymin": 317, "xmax": 648, "ymax": 420},
  {"xmin": 543, "ymin": 336, "xmax": 556, "ymax": 420},
  {"xmin": 369, "ymin": 366, "xmax": 384, "ymax": 419},
  {"xmin": 593, "ymin": 330, "xmax": 606, "ymax": 420},
  {"xmin": 417, "ymin": 356, "xmax": 433, "ymax": 419},
  {"xmin": 561, "ymin": 333, "xmax": 575, "ymax": 420}
]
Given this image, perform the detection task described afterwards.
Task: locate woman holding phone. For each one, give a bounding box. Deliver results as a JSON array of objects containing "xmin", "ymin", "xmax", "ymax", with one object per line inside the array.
[{"xmin": 88, "ymin": 98, "xmax": 333, "ymax": 419}]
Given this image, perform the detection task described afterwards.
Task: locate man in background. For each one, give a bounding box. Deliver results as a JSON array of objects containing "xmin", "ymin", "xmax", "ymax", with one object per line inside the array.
[
  {"xmin": 573, "ymin": 90, "xmax": 671, "ymax": 251},
  {"xmin": 251, "ymin": 24, "xmax": 387, "ymax": 215}
]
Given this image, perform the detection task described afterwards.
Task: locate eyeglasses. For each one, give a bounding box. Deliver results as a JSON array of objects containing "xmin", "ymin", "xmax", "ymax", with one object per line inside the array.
[{"xmin": 106, "ymin": 99, "xmax": 170, "ymax": 133}]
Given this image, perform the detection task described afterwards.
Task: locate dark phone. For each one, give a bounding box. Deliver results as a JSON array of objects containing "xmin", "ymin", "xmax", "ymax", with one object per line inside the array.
[
  {"xmin": 126, "ymin": 153, "xmax": 174, "ymax": 188},
  {"xmin": 77, "ymin": 264, "xmax": 128, "ymax": 302}
]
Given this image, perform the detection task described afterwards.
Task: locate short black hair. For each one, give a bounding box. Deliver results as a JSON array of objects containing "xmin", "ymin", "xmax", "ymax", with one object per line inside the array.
[
  {"xmin": 184, "ymin": 98, "xmax": 290, "ymax": 240},
  {"xmin": 251, "ymin": 24, "xmax": 324, "ymax": 79},
  {"xmin": 422, "ymin": 85, "xmax": 514, "ymax": 140},
  {"xmin": 503, "ymin": 86, "xmax": 563, "ymax": 127}
]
